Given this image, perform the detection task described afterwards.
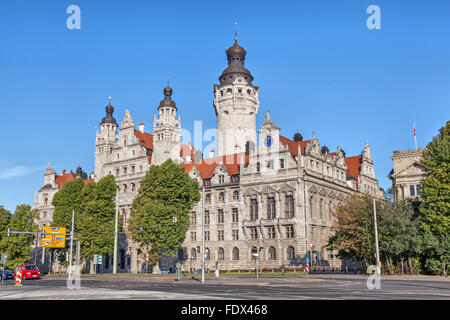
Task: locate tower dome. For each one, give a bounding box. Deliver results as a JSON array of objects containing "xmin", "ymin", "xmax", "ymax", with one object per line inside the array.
[
  {"xmin": 219, "ymin": 38, "xmax": 254, "ymax": 85},
  {"xmin": 159, "ymin": 83, "xmax": 177, "ymax": 110},
  {"xmin": 101, "ymin": 99, "xmax": 117, "ymax": 125}
]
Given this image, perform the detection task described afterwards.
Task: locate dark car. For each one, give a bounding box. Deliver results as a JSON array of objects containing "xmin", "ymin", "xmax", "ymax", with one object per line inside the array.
[{"xmin": 0, "ymin": 269, "xmax": 14, "ymax": 280}]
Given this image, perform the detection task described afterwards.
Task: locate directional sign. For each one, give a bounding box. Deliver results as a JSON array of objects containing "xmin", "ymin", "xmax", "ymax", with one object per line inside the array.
[
  {"xmin": 41, "ymin": 226, "xmax": 66, "ymax": 248},
  {"xmin": 94, "ymin": 254, "xmax": 103, "ymax": 265}
]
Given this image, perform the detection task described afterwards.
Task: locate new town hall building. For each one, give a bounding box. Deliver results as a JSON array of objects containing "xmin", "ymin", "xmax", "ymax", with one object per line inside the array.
[{"xmin": 34, "ymin": 37, "xmax": 384, "ymax": 273}]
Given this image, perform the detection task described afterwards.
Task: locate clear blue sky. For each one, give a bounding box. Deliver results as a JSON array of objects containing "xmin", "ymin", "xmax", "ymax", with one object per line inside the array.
[{"xmin": 1, "ymin": 0, "xmax": 449, "ymax": 212}]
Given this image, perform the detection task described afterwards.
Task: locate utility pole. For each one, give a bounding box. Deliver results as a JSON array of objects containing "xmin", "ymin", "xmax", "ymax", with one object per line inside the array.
[
  {"xmin": 373, "ymin": 197, "xmax": 381, "ymax": 277},
  {"xmin": 113, "ymin": 189, "xmax": 119, "ymax": 274},
  {"xmin": 201, "ymin": 186, "xmax": 205, "ymax": 284},
  {"xmin": 68, "ymin": 210, "xmax": 75, "ymax": 278}
]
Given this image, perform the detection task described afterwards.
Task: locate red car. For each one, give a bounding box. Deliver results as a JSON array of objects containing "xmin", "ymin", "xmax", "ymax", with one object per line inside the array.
[{"xmin": 14, "ymin": 264, "xmax": 41, "ymax": 280}]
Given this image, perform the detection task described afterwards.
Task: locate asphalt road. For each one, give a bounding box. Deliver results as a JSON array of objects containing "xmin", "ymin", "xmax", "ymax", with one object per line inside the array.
[{"xmin": 0, "ymin": 274, "xmax": 449, "ymax": 300}]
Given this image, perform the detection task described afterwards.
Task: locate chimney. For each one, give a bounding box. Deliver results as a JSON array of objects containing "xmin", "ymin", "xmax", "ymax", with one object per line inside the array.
[
  {"xmin": 209, "ymin": 149, "xmax": 215, "ymax": 158},
  {"xmin": 139, "ymin": 123, "xmax": 144, "ymax": 133}
]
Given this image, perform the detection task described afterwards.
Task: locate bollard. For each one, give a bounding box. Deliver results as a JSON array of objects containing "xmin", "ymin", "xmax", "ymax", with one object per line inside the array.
[{"xmin": 14, "ymin": 269, "xmax": 23, "ymax": 287}]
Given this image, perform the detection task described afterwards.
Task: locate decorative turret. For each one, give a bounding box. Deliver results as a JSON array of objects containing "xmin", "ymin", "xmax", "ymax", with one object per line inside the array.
[
  {"xmin": 152, "ymin": 81, "xmax": 182, "ymax": 165},
  {"xmin": 95, "ymin": 97, "xmax": 119, "ymax": 181},
  {"xmin": 214, "ymin": 28, "xmax": 260, "ymax": 157}
]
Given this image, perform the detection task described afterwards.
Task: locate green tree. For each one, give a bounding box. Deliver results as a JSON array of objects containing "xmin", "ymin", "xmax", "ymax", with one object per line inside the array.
[
  {"xmin": 0, "ymin": 205, "xmax": 38, "ymax": 270},
  {"xmin": 128, "ymin": 159, "xmax": 200, "ymax": 267},
  {"xmin": 52, "ymin": 178, "xmax": 85, "ymax": 230},
  {"xmin": 327, "ymin": 195, "xmax": 380, "ymax": 272},
  {"xmin": 419, "ymin": 120, "xmax": 450, "ymax": 235},
  {"xmin": 76, "ymin": 175, "xmax": 119, "ymax": 273},
  {"xmin": 0, "ymin": 206, "xmax": 12, "ymax": 242}
]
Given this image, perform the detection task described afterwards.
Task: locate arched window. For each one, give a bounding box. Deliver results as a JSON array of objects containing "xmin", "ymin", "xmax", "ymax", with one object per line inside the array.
[
  {"xmin": 123, "ymin": 184, "xmax": 127, "ymax": 193},
  {"xmin": 205, "ymin": 248, "xmax": 210, "ymax": 260},
  {"xmin": 206, "ymin": 193, "xmax": 211, "ymax": 203},
  {"xmin": 287, "ymin": 246, "xmax": 295, "ymax": 261},
  {"xmin": 191, "ymin": 248, "xmax": 197, "ymax": 260},
  {"xmin": 233, "ymin": 247, "xmax": 239, "ymax": 261},
  {"xmin": 131, "ymin": 183, "xmax": 136, "ymax": 192},
  {"xmin": 218, "ymin": 248, "xmax": 224, "ymax": 260},
  {"xmin": 233, "ymin": 190, "xmax": 239, "ymax": 200},
  {"xmin": 268, "ymin": 246, "xmax": 276, "ymax": 260},
  {"xmin": 219, "ymin": 192, "xmax": 225, "ymax": 202}
]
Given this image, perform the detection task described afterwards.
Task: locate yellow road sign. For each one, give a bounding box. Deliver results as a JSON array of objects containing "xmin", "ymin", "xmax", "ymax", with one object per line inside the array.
[{"xmin": 41, "ymin": 226, "xmax": 66, "ymax": 248}]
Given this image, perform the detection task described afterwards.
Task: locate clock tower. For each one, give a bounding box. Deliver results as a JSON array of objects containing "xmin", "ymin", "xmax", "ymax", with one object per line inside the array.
[{"xmin": 213, "ymin": 34, "xmax": 260, "ymax": 156}]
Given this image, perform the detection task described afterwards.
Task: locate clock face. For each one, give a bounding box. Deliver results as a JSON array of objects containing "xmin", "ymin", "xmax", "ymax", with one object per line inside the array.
[{"xmin": 264, "ymin": 135, "xmax": 273, "ymax": 147}]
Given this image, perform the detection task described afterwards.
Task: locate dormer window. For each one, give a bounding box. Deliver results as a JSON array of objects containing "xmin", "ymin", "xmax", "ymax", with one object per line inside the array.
[{"xmin": 218, "ymin": 175, "xmax": 225, "ymax": 184}]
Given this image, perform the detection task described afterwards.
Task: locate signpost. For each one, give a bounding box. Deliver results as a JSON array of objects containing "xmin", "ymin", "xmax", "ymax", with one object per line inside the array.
[
  {"xmin": 1, "ymin": 253, "xmax": 7, "ymax": 285},
  {"xmin": 94, "ymin": 254, "xmax": 102, "ymax": 274},
  {"xmin": 40, "ymin": 226, "xmax": 66, "ymax": 248}
]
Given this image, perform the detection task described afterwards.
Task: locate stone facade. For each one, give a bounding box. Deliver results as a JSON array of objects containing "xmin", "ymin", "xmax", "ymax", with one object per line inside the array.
[
  {"xmin": 388, "ymin": 148, "xmax": 426, "ymax": 202},
  {"xmin": 34, "ymin": 38, "xmax": 384, "ymax": 273}
]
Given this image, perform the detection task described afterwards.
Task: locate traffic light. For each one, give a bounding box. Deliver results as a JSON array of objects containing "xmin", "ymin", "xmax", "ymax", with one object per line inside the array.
[{"xmin": 6, "ymin": 228, "xmax": 10, "ymax": 237}]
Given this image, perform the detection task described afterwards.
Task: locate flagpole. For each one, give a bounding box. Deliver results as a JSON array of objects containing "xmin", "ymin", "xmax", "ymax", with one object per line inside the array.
[{"xmin": 414, "ymin": 123, "xmax": 417, "ymax": 150}]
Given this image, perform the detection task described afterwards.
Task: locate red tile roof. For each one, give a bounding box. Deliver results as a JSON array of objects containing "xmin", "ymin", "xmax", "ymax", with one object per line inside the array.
[
  {"xmin": 134, "ymin": 130, "xmax": 153, "ymax": 150},
  {"xmin": 279, "ymin": 135, "xmax": 311, "ymax": 158},
  {"xmin": 182, "ymin": 152, "xmax": 249, "ymax": 181},
  {"xmin": 345, "ymin": 155, "xmax": 362, "ymax": 181},
  {"xmin": 55, "ymin": 173, "xmax": 79, "ymax": 188}
]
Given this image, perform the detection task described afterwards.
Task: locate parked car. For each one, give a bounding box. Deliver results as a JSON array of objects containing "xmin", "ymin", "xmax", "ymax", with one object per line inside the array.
[
  {"xmin": 14, "ymin": 264, "xmax": 41, "ymax": 280},
  {"xmin": 0, "ymin": 269, "xmax": 14, "ymax": 280}
]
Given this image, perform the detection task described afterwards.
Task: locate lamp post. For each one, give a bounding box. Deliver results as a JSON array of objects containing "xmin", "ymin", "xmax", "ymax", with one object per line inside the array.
[
  {"xmin": 373, "ymin": 197, "xmax": 381, "ymax": 277},
  {"xmin": 201, "ymin": 186, "xmax": 205, "ymax": 284},
  {"xmin": 113, "ymin": 190, "xmax": 119, "ymax": 274}
]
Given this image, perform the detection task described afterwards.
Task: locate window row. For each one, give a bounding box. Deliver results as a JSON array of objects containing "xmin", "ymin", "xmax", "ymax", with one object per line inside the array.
[
  {"xmin": 249, "ymin": 195, "xmax": 295, "ymax": 220},
  {"xmin": 248, "ymin": 225, "xmax": 295, "ymax": 240},
  {"xmin": 189, "ymin": 246, "xmax": 296, "ymax": 261}
]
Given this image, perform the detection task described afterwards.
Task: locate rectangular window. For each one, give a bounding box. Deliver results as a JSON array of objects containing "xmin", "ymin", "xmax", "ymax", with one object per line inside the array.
[
  {"xmin": 280, "ymin": 158, "xmax": 285, "ymax": 169},
  {"xmin": 204, "ymin": 179, "xmax": 211, "ymax": 186},
  {"xmin": 231, "ymin": 175, "xmax": 240, "ymax": 183},
  {"xmin": 250, "ymin": 227, "xmax": 258, "ymax": 240},
  {"xmin": 123, "ymin": 167, "xmax": 127, "ymax": 175},
  {"xmin": 286, "ymin": 225, "xmax": 295, "ymax": 239},
  {"xmin": 267, "ymin": 197, "xmax": 276, "ymax": 219},
  {"xmin": 217, "ymin": 230, "xmax": 224, "ymax": 241},
  {"xmin": 131, "ymin": 166, "xmax": 135, "ymax": 174},
  {"xmin": 205, "ymin": 231, "xmax": 210, "ymax": 241},
  {"xmin": 232, "ymin": 229, "xmax": 239, "ymax": 240},
  {"xmin": 191, "ymin": 212, "xmax": 197, "ymax": 225},
  {"xmin": 285, "ymin": 195, "xmax": 295, "ymax": 218},
  {"xmin": 190, "ymin": 232, "xmax": 196, "ymax": 242},
  {"xmin": 205, "ymin": 210, "xmax": 210, "ymax": 225},
  {"xmin": 218, "ymin": 209, "xmax": 224, "ymax": 224},
  {"xmin": 267, "ymin": 226, "xmax": 276, "ymax": 239},
  {"xmin": 219, "ymin": 175, "xmax": 225, "ymax": 184},
  {"xmin": 417, "ymin": 185, "xmax": 421, "ymax": 196},
  {"xmin": 232, "ymin": 208, "xmax": 239, "ymax": 223},
  {"xmin": 410, "ymin": 185, "xmax": 416, "ymax": 197},
  {"xmin": 256, "ymin": 162, "xmax": 260, "ymax": 173},
  {"xmin": 250, "ymin": 199, "xmax": 258, "ymax": 220}
]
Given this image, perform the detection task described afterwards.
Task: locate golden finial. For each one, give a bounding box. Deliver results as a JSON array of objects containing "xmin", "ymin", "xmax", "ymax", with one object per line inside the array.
[
  {"xmin": 167, "ymin": 77, "xmax": 170, "ymax": 87},
  {"xmin": 108, "ymin": 96, "xmax": 111, "ymax": 104},
  {"xmin": 234, "ymin": 22, "xmax": 238, "ymax": 42}
]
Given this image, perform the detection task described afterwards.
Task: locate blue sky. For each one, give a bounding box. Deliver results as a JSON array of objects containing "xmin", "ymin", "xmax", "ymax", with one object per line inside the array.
[{"xmin": 1, "ymin": 0, "xmax": 449, "ymax": 212}]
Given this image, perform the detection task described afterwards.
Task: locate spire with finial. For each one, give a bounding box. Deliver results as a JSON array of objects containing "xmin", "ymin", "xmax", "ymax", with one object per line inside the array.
[
  {"xmin": 234, "ymin": 22, "xmax": 238, "ymax": 42},
  {"xmin": 312, "ymin": 131, "xmax": 315, "ymax": 139},
  {"xmin": 108, "ymin": 96, "xmax": 112, "ymax": 105}
]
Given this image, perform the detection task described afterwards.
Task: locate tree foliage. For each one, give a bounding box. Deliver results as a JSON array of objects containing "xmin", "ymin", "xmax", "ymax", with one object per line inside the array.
[
  {"xmin": 419, "ymin": 120, "xmax": 450, "ymax": 235},
  {"xmin": 76, "ymin": 175, "xmax": 120, "ymax": 261},
  {"xmin": 0, "ymin": 205, "xmax": 38, "ymax": 270},
  {"xmin": 51, "ymin": 175, "xmax": 120, "ymax": 270},
  {"xmin": 128, "ymin": 159, "xmax": 200, "ymax": 261}
]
